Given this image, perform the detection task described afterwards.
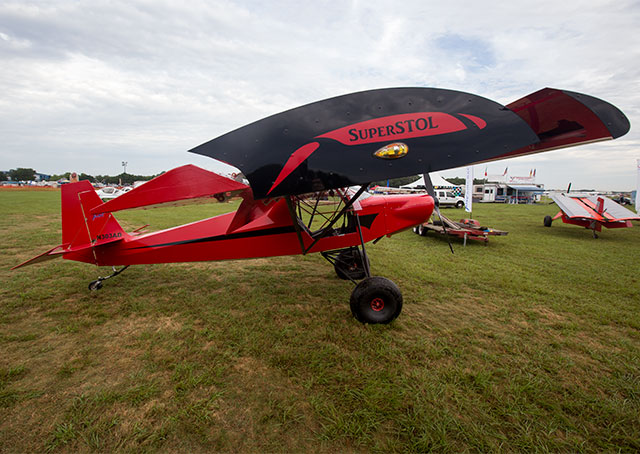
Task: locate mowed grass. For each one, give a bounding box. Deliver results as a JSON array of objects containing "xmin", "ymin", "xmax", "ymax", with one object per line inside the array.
[{"xmin": 1, "ymin": 189, "xmax": 639, "ymax": 453}]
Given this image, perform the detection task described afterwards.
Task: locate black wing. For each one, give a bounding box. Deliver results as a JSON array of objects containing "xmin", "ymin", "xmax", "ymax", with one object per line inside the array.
[{"xmin": 189, "ymin": 87, "xmax": 629, "ymax": 199}]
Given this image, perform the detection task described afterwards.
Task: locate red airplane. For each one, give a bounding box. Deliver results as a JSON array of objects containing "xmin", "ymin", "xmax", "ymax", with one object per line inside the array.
[
  {"xmin": 544, "ymin": 191, "xmax": 640, "ymax": 238},
  {"xmin": 14, "ymin": 87, "xmax": 630, "ymax": 324}
]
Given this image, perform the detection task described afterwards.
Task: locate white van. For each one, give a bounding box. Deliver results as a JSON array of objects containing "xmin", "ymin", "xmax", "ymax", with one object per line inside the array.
[{"xmin": 435, "ymin": 189, "xmax": 465, "ymax": 208}]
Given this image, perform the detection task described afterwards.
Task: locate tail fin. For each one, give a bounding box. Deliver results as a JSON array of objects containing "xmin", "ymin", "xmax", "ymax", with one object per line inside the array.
[
  {"xmin": 62, "ymin": 181, "xmax": 126, "ymax": 249},
  {"xmin": 13, "ymin": 181, "xmax": 126, "ymax": 269}
]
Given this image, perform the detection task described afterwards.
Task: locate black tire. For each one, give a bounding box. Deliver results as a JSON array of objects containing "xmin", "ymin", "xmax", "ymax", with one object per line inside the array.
[
  {"xmin": 543, "ymin": 215, "xmax": 553, "ymax": 227},
  {"xmin": 455, "ymin": 201, "xmax": 464, "ymax": 208},
  {"xmin": 88, "ymin": 280, "xmax": 103, "ymax": 291},
  {"xmin": 418, "ymin": 224, "xmax": 427, "ymax": 236},
  {"xmin": 350, "ymin": 276, "xmax": 403, "ymax": 324},
  {"xmin": 413, "ymin": 226, "xmax": 420, "ymax": 235},
  {"xmin": 334, "ymin": 249, "xmax": 369, "ymax": 280}
]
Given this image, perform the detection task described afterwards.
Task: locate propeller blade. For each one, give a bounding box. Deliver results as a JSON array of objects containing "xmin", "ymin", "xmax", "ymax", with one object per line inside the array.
[{"xmin": 423, "ymin": 173, "xmax": 454, "ymax": 254}]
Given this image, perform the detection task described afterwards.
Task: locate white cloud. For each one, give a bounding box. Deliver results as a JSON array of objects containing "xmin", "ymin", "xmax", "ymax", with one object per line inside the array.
[{"xmin": 0, "ymin": 0, "xmax": 639, "ymax": 190}]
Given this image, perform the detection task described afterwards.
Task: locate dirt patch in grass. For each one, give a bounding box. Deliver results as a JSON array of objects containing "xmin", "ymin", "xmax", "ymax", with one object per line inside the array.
[
  {"xmin": 0, "ymin": 312, "xmax": 190, "ymax": 452},
  {"xmin": 208, "ymin": 355, "xmax": 325, "ymax": 452}
]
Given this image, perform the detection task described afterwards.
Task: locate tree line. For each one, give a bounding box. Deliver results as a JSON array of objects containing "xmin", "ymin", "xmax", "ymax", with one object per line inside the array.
[
  {"xmin": 50, "ymin": 172, "xmax": 159, "ymax": 185},
  {"xmin": 1, "ymin": 168, "xmax": 38, "ymax": 182},
  {"xmin": 3, "ymin": 167, "xmax": 488, "ymax": 188},
  {"xmin": 2, "ymin": 168, "xmax": 159, "ymax": 185}
]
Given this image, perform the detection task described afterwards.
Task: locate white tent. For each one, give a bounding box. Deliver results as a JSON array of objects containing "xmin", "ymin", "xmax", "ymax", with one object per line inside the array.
[{"xmin": 400, "ymin": 173, "xmax": 459, "ymax": 189}]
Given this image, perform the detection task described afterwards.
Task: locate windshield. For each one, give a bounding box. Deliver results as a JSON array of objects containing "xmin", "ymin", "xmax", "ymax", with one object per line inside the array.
[{"xmin": 344, "ymin": 186, "xmax": 373, "ymax": 201}]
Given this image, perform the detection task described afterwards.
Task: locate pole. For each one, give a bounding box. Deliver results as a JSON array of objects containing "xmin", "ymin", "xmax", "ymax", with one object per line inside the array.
[
  {"xmin": 636, "ymin": 159, "xmax": 640, "ymax": 213},
  {"xmin": 465, "ymin": 166, "xmax": 473, "ymax": 218}
]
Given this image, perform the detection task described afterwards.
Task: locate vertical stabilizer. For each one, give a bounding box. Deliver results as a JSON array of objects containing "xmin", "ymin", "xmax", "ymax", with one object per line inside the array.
[
  {"xmin": 61, "ymin": 181, "xmax": 126, "ymax": 249},
  {"xmin": 13, "ymin": 182, "xmax": 126, "ymax": 269},
  {"xmin": 62, "ymin": 181, "xmax": 96, "ymax": 247}
]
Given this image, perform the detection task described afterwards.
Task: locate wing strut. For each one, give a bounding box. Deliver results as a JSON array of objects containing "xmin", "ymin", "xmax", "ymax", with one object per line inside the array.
[
  {"xmin": 303, "ymin": 184, "xmax": 369, "ymax": 254},
  {"xmin": 286, "ymin": 196, "xmax": 307, "ymax": 255},
  {"xmin": 354, "ymin": 212, "xmax": 372, "ymax": 278},
  {"xmin": 423, "ymin": 173, "xmax": 454, "ymax": 254}
]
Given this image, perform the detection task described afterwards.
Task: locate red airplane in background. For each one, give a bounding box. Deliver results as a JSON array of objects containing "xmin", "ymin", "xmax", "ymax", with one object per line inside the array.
[
  {"xmin": 14, "ymin": 87, "xmax": 630, "ymax": 324},
  {"xmin": 544, "ymin": 191, "xmax": 640, "ymax": 238}
]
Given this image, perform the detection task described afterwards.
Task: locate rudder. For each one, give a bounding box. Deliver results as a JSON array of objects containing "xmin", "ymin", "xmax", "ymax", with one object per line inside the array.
[{"xmin": 62, "ymin": 181, "xmax": 126, "ymax": 249}]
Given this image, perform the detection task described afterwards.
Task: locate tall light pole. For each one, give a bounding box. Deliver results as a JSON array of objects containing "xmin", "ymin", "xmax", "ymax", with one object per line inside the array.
[{"xmin": 122, "ymin": 161, "xmax": 128, "ymax": 175}]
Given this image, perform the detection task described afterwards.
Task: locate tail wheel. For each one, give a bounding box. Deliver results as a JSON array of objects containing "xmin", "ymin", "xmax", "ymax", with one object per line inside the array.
[
  {"xmin": 88, "ymin": 280, "xmax": 103, "ymax": 291},
  {"xmin": 350, "ymin": 276, "xmax": 403, "ymax": 324}
]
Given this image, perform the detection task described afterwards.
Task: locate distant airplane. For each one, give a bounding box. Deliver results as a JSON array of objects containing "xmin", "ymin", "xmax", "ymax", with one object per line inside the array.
[{"xmin": 545, "ymin": 192, "xmax": 639, "ymax": 238}]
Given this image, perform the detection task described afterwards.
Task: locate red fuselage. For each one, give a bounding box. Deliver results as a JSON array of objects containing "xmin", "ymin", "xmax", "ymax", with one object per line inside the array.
[{"xmin": 65, "ymin": 192, "xmax": 434, "ymax": 267}]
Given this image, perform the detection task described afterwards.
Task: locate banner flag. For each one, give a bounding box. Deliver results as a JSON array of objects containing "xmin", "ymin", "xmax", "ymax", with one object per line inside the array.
[
  {"xmin": 465, "ymin": 166, "xmax": 473, "ymax": 213},
  {"xmin": 636, "ymin": 159, "xmax": 640, "ymax": 213}
]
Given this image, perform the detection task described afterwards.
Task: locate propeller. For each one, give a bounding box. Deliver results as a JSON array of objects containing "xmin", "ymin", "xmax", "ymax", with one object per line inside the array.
[{"xmin": 423, "ymin": 173, "xmax": 454, "ymax": 254}]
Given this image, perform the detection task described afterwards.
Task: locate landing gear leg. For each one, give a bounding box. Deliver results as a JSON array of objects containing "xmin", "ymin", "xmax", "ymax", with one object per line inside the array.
[
  {"xmin": 350, "ymin": 213, "xmax": 403, "ymax": 324},
  {"xmin": 88, "ymin": 265, "xmax": 130, "ymax": 291},
  {"xmin": 322, "ymin": 247, "xmax": 370, "ymax": 281}
]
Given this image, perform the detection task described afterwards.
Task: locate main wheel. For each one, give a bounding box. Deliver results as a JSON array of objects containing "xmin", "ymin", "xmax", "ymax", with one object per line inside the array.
[
  {"xmin": 350, "ymin": 276, "xmax": 403, "ymax": 324},
  {"xmin": 418, "ymin": 224, "xmax": 427, "ymax": 236},
  {"xmin": 334, "ymin": 249, "xmax": 369, "ymax": 280},
  {"xmin": 543, "ymin": 215, "xmax": 553, "ymax": 227}
]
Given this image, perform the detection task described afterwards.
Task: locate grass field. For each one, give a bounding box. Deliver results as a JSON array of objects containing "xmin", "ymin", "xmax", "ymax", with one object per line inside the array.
[{"xmin": 1, "ymin": 189, "xmax": 639, "ymax": 453}]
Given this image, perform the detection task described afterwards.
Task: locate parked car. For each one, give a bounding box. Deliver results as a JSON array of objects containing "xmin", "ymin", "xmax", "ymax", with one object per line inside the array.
[
  {"xmin": 96, "ymin": 186, "xmax": 121, "ymax": 200},
  {"xmin": 434, "ymin": 189, "xmax": 465, "ymax": 208}
]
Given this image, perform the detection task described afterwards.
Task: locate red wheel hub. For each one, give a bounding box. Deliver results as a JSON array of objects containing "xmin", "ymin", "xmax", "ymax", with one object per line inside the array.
[{"xmin": 370, "ymin": 297, "xmax": 384, "ymax": 312}]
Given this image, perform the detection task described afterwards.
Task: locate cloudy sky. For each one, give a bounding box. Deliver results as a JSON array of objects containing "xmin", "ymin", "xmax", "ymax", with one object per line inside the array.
[{"xmin": 1, "ymin": 0, "xmax": 639, "ymax": 190}]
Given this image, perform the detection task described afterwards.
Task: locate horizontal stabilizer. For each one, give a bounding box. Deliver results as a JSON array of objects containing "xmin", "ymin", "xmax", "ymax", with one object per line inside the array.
[
  {"xmin": 11, "ymin": 245, "xmax": 66, "ymax": 270},
  {"xmin": 91, "ymin": 165, "xmax": 249, "ymax": 215}
]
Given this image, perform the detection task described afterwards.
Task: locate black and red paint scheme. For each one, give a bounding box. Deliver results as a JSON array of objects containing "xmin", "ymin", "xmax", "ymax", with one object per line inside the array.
[{"xmin": 14, "ymin": 87, "xmax": 630, "ymax": 323}]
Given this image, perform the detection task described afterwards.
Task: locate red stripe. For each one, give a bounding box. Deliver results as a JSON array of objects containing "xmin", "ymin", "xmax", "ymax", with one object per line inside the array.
[
  {"xmin": 316, "ymin": 112, "xmax": 469, "ymax": 145},
  {"xmin": 267, "ymin": 142, "xmax": 320, "ymax": 195},
  {"xmin": 576, "ymin": 198, "xmax": 606, "ymax": 221},
  {"xmin": 458, "ymin": 113, "xmax": 487, "ymax": 129},
  {"xmin": 580, "ymin": 197, "xmax": 618, "ymax": 220}
]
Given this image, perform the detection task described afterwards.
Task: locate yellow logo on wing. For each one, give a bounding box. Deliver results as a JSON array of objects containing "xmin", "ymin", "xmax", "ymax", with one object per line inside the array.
[{"xmin": 373, "ymin": 142, "xmax": 409, "ymax": 160}]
